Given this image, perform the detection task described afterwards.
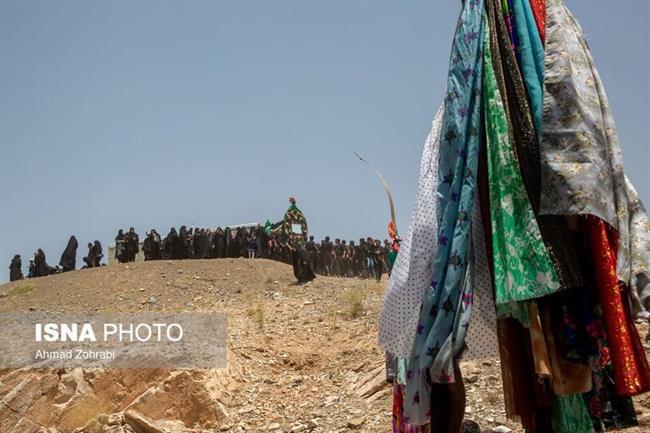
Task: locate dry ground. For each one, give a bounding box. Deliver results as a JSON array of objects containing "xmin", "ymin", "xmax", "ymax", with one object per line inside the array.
[{"xmin": 0, "ymin": 259, "xmax": 648, "ymax": 433}]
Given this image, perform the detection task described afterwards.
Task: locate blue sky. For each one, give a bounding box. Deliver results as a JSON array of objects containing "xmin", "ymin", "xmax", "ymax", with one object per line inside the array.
[{"xmin": 0, "ymin": 1, "xmax": 648, "ymax": 281}]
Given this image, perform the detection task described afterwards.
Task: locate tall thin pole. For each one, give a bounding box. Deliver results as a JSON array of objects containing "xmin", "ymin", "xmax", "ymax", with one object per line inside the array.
[{"xmin": 354, "ymin": 152, "xmax": 397, "ymax": 234}]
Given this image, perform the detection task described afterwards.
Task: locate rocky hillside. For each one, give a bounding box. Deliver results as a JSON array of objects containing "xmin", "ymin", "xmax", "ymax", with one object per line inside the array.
[{"xmin": 0, "ymin": 259, "xmax": 648, "ymax": 433}]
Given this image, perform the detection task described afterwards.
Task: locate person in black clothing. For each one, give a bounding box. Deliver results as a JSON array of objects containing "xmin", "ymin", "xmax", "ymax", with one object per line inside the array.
[
  {"xmin": 255, "ymin": 225, "xmax": 267, "ymax": 258},
  {"xmin": 27, "ymin": 257, "xmax": 35, "ymax": 278},
  {"xmin": 305, "ymin": 235, "xmax": 317, "ymax": 271},
  {"xmin": 212, "ymin": 227, "xmax": 226, "ymax": 258},
  {"xmin": 320, "ymin": 236, "xmax": 334, "ymax": 275},
  {"xmin": 290, "ymin": 242, "xmax": 316, "ymax": 284},
  {"xmin": 34, "ymin": 249, "xmax": 52, "ymax": 277},
  {"xmin": 192, "ymin": 228, "xmax": 202, "ymax": 258},
  {"xmin": 164, "ymin": 227, "xmax": 181, "ymax": 259},
  {"xmin": 9, "ymin": 255, "xmax": 23, "ymax": 281},
  {"xmin": 372, "ymin": 239, "xmax": 385, "ymax": 282},
  {"xmin": 115, "ymin": 229, "xmax": 126, "ymax": 263},
  {"xmin": 59, "ymin": 235, "xmax": 78, "ymax": 272},
  {"xmin": 83, "ymin": 242, "xmax": 95, "ymax": 268},
  {"xmin": 333, "ymin": 238, "xmax": 344, "ymax": 276},
  {"xmin": 340, "ymin": 240, "xmax": 351, "ymax": 277},
  {"xmin": 223, "ymin": 227, "xmax": 232, "ymax": 258},
  {"xmin": 197, "ymin": 228, "xmax": 210, "ymax": 259},
  {"xmin": 93, "ymin": 240, "xmax": 103, "ymax": 266},
  {"xmin": 142, "ymin": 231, "xmax": 162, "ymax": 261},
  {"xmin": 247, "ymin": 232, "xmax": 257, "ymax": 259},
  {"xmin": 354, "ymin": 239, "xmax": 367, "ymax": 278},
  {"xmin": 364, "ymin": 237, "xmax": 376, "ymax": 279},
  {"xmin": 235, "ymin": 227, "xmax": 247, "ymax": 257},
  {"xmin": 125, "ymin": 227, "xmax": 139, "ymax": 262}
]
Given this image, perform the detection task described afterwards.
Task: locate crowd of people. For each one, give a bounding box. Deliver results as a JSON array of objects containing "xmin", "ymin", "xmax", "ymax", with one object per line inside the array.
[
  {"xmin": 114, "ymin": 225, "xmax": 394, "ymax": 281},
  {"xmin": 8, "ymin": 224, "xmax": 395, "ymax": 283},
  {"xmin": 8, "ymin": 236, "xmax": 104, "ymax": 281}
]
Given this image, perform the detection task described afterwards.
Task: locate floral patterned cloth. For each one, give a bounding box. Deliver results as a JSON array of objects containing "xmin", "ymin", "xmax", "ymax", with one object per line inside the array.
[
  {"xmin": 392, "ymin": 382, "xmax": 429, "ymax": 433},
  {"xmin": 540, "ymin": 0, "xmax": 649, "ymax": 302},
  {"xmin": 405, "ymin": 0, "xmax": 486, "ymax": 424},
  {"xmin": 625, "ymin": 176, "xmax": 650, "ymax": 316},
  {"xmin": 483, "ymin": 8, "xmax": 560, "ymax": 315}
]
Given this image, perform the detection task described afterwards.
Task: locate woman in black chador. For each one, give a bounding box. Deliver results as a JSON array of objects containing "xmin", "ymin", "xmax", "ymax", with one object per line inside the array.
[
  {"xmin": 9, "ymin": 255, "xmax": 23, "ymax": 281},
  {"xmin": 142, "ymin": 231, "xmax": 162, "ymax": 261},
  {"xmin": 59, "ymin": 235, "xmax": 78, "ymax": 272},
  {"xmin": 34, "ymin": 249, "xmax": 51, "ymax": 277},
  {"xmin": 93, "ymin": 241, "xmax": 103, "ymax": 266},
  {"xmin": 211, "ymin": 227, "xmax": 226, "ymax": 258},
  {"xmin": 290, "ymin": 242, "xmax": 316, "ymax": 284},
  {"xmin": 223, "ymin": 227, "xmax": 232, "ymax": 258},
  {"xmin": 164, "ymin": 227, "xmax": 180, "ymax": 259}
]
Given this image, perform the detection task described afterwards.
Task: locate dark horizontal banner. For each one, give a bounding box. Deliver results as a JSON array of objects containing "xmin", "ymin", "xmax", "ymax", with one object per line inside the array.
[{"xmin": 0, "ymin": 312, "xmax": 227, "ymax": 369}]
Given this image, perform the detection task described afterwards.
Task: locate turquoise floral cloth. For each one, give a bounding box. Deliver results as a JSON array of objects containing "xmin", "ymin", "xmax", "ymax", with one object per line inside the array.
[{"xmin": 404, "ymin": 0, "xmax": 485, "ymax": 425}]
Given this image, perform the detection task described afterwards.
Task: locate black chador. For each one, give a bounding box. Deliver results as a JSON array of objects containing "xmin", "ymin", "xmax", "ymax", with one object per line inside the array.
[
  {"xmin": 9, "ymin": 255, "xmax": 23, "ymax": 281},
  {"xmin": 83, "ymin": 242, "xmax": 96, "ymax": 268},
  {"xmin": 255, "ymin": 225, "xmax": 267, "ymax": 258},
  {"xmin": 93, "ymin": 241, "xmax": 103, "ymax": 266},
  {"xmin": 179, "ymin": 226, "xmax": 192, "ymax": 259},
  {"xmin": 125, "ymin": 228, "xmax": 139, "ymax": 262},
  {"xmin": 164, "ymin": 228, "xmax": 181, "ymax": 260},
  {"xmin": 143, "ymin": 232, "xmax": 161, "ymax": 261},
  {"xmin": 59, "ymin": 235, "xmax": 78, "ymax": 272},
  {"xmin": 34, "ymin": 249, "xmax": 51, "ymax": 277},
  {"xmin": 115, "ymin": 229, "xmax": 126, "ymax": 263},
  {"xmin": 224, "ymin": 227, "xmax": 232, "ymax": 258},
  {"xmin": 291, "ymin": 243, "xmax": 316, "ymax": 284},
  {"xmin": 214, "ymin": 228, "xmax": 226, "ymax": 258}
]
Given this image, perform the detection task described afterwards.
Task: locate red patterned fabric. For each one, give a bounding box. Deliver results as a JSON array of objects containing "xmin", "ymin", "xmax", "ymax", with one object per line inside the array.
[
  {"xmin": 529, "ymin": 0, "xmax": 546, "ymax": 43},
  {"xmin": 586, "ymin": 216, "xmax": 650, "ymax": 396}
]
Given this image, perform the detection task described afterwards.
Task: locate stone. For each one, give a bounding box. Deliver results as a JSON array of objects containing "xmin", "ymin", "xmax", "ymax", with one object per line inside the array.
[
  {"xmin": 491, "ymin": 426, "xmax": 511, "ymax": 433},
  {"xmin": 465, "ymin": 375, "xmax": 479, "ymax": 384},
  {"xmin": 347, "ymin": 417, "xmax": 365, "ymax": 428},
  {"xmin": 461, "ymin": 420, "xmax": 482, "ymax": 433}
]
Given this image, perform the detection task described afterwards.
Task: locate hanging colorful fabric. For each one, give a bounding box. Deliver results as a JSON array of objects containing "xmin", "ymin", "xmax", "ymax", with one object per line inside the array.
[
  {"xmin": 511, "ymin": 0, "xmax": 544, "ymax": 135},
  {"xmin": 540, "ymin": 0, "xmax": 637, "ymax": 289},
  {"xmin": 482, "ymin": 4, "xmax": 560, "ymax": 313},
  {"xmin": 405, "ymin": 0, "xmax": 485, "ymax": 424},
  {"xmin": 379, "ymin": 107, "xmax": 444, "ymax": 359},
  {"xmin": 529, "ymin": 0, "xmax": 546, "ymax": 43},
  {"xmin": 486, "ymin": 0, "xmax": 583, "ymax": 292},
  {"xmin": 551, "ymin": 394, "xmax": 595, "ymax": 433},
  {"xmin": 585, "ymin": 217, "xmax": 650, "ymax": 396}
]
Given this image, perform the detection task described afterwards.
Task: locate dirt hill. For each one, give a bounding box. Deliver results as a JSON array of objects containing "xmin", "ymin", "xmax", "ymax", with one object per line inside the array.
[{"xmin": 0, "ymin": 259, "xmax": 648, "ymax": 433}]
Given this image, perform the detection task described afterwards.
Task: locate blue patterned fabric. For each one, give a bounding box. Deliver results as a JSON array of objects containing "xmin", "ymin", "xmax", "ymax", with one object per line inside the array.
[
  {"xmin": 512, "ymin": 0, "xmax": 544, "ymax": 134},
  {"xmin": 404, "ymin": 0, "xmax": 486, "ymax": 425}
]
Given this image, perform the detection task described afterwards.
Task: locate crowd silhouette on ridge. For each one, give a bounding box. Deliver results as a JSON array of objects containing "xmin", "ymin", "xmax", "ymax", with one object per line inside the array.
[{"xmin": 9, "ymin": 225, "xmax": 393, "ymax": 283}]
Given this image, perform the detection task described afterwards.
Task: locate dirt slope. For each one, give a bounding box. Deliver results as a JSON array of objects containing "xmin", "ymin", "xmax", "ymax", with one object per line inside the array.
[{"xmin": 0, "ymin": 259, "xmax": 648, "ymax": 433}]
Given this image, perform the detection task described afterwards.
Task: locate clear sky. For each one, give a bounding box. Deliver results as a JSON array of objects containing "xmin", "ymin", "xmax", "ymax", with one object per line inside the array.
[{"xmin": 0, "ymin": 1, "xmax": 648, "ymax": 281}]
